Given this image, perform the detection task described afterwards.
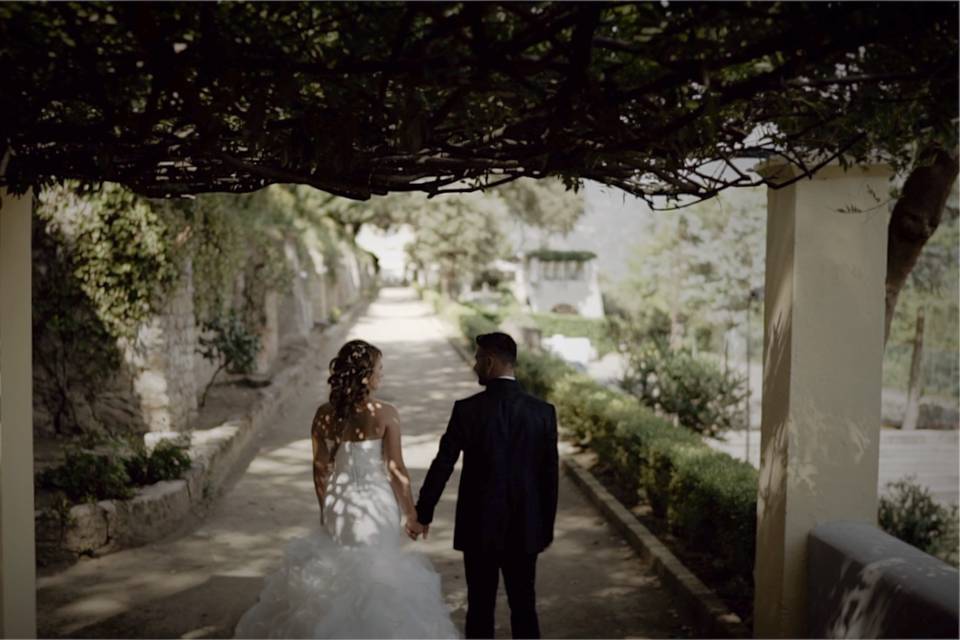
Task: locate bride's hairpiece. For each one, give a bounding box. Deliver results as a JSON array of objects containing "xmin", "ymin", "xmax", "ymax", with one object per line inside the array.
[{"xmin": 327, "ymin": 339, "xmax": 382, "ymax": 423}]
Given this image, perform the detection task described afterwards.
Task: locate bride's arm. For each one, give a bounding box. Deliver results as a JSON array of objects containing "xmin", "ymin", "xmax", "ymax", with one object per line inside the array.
[
  {"xmin": 311, "ymin": 409, "xmax": 331, "ymax": 522},
  {"xmin": 382, "ymin": 405, "xmax": 417, "ymax": 523}
]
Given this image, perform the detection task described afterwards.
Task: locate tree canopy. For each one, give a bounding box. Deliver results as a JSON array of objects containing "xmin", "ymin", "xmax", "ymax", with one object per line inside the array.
[
  {"xmin": 1, "ymin": 2, "xmax": 956, "ymax": 205},
  {"xmin": 615, "ymin": 187, "xmax": 766, "ymax": 345}
]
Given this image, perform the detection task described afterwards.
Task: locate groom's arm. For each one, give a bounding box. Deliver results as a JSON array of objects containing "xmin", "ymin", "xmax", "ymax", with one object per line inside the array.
[
  {"xmin": 416, "ymin": 401, "xmax": 466, "ymax": 525},
  {"xmin": 541, "ymin": 405, "xmax": 559, "ymax": 545}
]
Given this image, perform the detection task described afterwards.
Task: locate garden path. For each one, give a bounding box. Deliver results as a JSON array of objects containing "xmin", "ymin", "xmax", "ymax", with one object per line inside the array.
[{"xmin": 37, "ymin": 287, "xmax": 690, "ymax": 639}]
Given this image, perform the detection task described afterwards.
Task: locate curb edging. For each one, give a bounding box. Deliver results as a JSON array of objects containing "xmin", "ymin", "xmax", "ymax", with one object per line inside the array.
[{"xmin": 562, "ymin": 456, "xmax": 750, "ymax": 639}]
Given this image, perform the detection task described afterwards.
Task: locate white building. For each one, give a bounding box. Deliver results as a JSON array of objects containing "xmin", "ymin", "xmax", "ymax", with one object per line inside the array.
[{"xmin": 514, "ymin": 250, "xmax": 605, "ymax": 318}]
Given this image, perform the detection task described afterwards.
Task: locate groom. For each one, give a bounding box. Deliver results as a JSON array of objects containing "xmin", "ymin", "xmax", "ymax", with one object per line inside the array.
[{"xmin": 412, "ymin": 332, "xmax": 559, "ymax": 639}]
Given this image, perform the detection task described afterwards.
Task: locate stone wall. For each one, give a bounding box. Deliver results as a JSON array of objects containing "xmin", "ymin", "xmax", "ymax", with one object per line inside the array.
[
  {"xmin": 33, "ymin": 257, "xmax": 201, "ymax": 437},
  {"xmin": 253, "ymin": 290, "xmax": 280, "ymax": 375},
  {"xmin": 35, "ymin": 297, "xmax": 369, "ymax": 567},
  {"xmin": 124, "ymin": 257, "xmax": 199, "ymax": 432},
  {"xmin": 277, "ymin": 238, "xmax": 314, "ymax": 346},
  {"xmin": 305, "ymin": 245, "xmax": 331, "ymax": 324},
  {"xmin": 34, "ymin": 241, "xmax": 377, "ymax": 438}
]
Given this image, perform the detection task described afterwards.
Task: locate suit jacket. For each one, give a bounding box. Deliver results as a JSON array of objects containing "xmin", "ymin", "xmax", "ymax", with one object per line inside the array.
[{"xmin": 416, "ymin": 378, "xmax": 559, "ymax": 554}]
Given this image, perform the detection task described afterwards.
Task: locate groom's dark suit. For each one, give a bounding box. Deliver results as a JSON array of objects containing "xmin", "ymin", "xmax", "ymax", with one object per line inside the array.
[{"xmin": 416, "ymin": 377, "xmax": 559, "ymax": 639}]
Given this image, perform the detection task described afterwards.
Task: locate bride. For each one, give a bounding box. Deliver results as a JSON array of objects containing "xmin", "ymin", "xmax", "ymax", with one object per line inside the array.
[{"xmin": 234, "ymin": 339, "xmax": 459, "ymax": 639}]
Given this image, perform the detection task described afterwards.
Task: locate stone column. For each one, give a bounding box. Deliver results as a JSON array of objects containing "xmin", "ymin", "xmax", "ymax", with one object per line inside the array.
[
  {"xmin": 254, "ymin": 291, "xmax": 279, "ymax": 374},
  {"xmin": 0, "ymin": 187, "xmax": 37, "ymax": 637},
  {"xmin": 278, "ymin": 239, "xmax": 312, "ymax": 345},
  {"xmin": 753, "ymin": 159, "xmax": 892, "ymax": 637}
]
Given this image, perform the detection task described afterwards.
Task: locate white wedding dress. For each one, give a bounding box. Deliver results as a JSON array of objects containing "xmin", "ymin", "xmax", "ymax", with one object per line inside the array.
[{"xmin": 234, "ymin": 439, "xmax": 459, "ymax": 639}]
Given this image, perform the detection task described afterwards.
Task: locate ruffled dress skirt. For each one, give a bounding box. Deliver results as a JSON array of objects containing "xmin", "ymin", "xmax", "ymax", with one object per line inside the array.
[{"xmin": 234, "ymin": 439, "xmax": 459, "ymax": 639}]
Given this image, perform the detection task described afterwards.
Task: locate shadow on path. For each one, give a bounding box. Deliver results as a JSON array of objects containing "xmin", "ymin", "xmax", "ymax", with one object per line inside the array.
[{"xmin": 37, "ymin": 287, "xmax": 689, "ymax": 639}]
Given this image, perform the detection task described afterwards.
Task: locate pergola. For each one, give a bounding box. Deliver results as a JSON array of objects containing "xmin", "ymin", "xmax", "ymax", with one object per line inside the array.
[{"xmin": 1, "ymin": 3, "xmax": 957, "ymax": 637}]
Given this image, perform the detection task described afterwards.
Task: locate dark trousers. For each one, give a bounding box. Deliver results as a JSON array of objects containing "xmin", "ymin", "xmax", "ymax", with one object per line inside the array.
[{"xmin": 463, "ymin": 550, "xmax": 540, "ymax": 639}]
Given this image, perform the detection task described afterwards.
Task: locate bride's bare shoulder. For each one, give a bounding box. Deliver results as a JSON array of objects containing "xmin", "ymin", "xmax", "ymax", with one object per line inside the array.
[
  {"xmin": 369, "ymin": 399, "xmax": 400, "ymax": 424},
  {"xmin": 312, "ymin": 403, "xmax": 334, "ymax": 435}
]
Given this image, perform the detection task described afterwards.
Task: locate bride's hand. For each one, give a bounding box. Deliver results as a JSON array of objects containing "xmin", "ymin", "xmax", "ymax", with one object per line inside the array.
[{"xmin": 404, "ymin": 517, "xmax": 425, "ymax": 540}]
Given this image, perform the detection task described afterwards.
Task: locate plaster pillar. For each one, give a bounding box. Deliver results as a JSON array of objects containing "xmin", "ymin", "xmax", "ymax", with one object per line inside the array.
[
  {"xmin": 0, "ymin": 187, "xmax": 37, "ymax": 638},
  {"xmin": 753, "ymin": 160, "xmax": 892, "ymax": 638}
]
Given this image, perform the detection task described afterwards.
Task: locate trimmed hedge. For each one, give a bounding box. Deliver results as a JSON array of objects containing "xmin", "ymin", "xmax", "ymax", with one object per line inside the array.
[
  {"xmin": 461, "ymin": 313, "xmax": 499, "ymax": 347},
  {"xmin": 422, "ymin": 289, "xmax": 497, "ymax": 351},
  {"xmin": 530, "ymin": 312, "xmax": 616, "ymax": 356},
  {"xmin": 515, "ymin": 349, "xmax": 572, "ymax": 401},
  {"xmin": 550, "ymin": 372, "xmax": 758, "ymax": 585}
]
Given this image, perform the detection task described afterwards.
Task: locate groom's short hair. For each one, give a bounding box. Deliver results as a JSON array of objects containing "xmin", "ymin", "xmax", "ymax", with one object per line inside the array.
[{"xmin": 476, "ymin": 332, "xmax": 517, "ymax": 365}]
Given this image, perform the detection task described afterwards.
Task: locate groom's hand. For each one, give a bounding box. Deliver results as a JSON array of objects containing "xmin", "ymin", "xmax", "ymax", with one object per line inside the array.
[{"xmin": 404, "ymin": 517, "xmax": 425, "ymax": 540}]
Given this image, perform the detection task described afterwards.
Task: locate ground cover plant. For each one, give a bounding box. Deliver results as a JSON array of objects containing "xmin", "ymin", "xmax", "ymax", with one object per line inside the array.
[{"xmin": 37, "ymin": 437, "xmax": 192, "ymax": 505}]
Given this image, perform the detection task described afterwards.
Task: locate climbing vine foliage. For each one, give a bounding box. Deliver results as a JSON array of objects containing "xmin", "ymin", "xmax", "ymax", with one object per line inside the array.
[
  {"xmin": 1, "ymin": 3, "xmax": 955, "ymax": 205},
  {"xmin": 36, "ymin": 183, "xmax": 182, "ymax": 340},
  {"xmin": 33, "ymin": 182, "xmax": 348, "ymax": 435}
]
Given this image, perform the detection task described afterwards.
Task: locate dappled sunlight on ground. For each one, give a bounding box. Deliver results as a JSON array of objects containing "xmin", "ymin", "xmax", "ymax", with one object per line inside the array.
[{"xmin": 38, "ymin": 287, "xmax": 688, "ymax": 639}]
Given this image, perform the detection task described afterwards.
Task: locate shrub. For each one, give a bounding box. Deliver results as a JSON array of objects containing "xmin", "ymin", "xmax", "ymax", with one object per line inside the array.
[
  {"xmin": 879, "ymin": 477, "xmax": 959, "ymax": 566},
  {"xmin": 125, "ymin": 438, "xmax": 193, "ymax": 486},
  {"xmin": 550, "ymin": 372, "xmax": 758, "ymax": 586},
  {"xmin": 530, "ymin": 312, "xmax": 616, "ymax": 356},
  {"xmin": 933, "ymin": 509, "xmax": 960, "ymax": 567},
  {"xmin": 424, "ymin": 291, "xmax": 474, "ymax": 340},
  {"xmin": 39, "ymin": 438, "xmax": 193, "ymax": 505},
  {"xmin": 198, "ymin": 310, "xmax": 262, "ymax": 406},
  {"xmin": 460, "ymin": 313, "xmax": 499, "ymax": 346},
  {"xmin": 516, "ymin": 350, "xmax": 575, "ymax": 401},
  {"xmin": 622, "ymin": 342, "xmax": 745, "ymax": 436},
  {"xmin": 461, "ymin": 299, "xmax": 509, "ymax": 325},
  {"xmin": 550, "ymin": 374, "xmax": 616, "ymax": 441},
  {"xmin": 38, "ymin": 449, "xmax": 135, "ymax": 503},
  {"xmin": 424, "ymin": 288, "xmax": 503, "ymax": 351},
  {"xmin": 667, "ymin": 448, "xmax": 758, "ymax": 577}
]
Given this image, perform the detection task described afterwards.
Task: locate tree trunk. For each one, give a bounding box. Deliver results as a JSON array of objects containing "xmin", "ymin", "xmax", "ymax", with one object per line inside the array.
[
  {"xmin": 669, "ymin": 311, "xmax": 684, "ymax": 350},
  {"xmin": 902, "ymin": 305, "xmax": 926, "ymax": 431},
  {"xmin": 723, "ymin": 331, "xmax": 729, "ymax": 376},
  {"xmin": 884, "ymin": 145, "xmax": 959, "ymax": 345}
]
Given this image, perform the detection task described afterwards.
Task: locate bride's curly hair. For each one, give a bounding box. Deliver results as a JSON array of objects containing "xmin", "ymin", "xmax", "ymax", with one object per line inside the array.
[{"xmin": 328, "ymin": 339, "xmax": 382, "ymax": 423}]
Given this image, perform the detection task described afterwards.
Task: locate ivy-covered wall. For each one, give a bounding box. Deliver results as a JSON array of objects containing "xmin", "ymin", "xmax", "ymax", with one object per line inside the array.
[{"xmin": 33, "ymin": 183, "xmax": 376, "ymax": 439}]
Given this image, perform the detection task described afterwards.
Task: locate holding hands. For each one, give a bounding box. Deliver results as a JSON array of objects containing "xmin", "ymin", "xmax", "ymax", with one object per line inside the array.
[{"xmin": 404, "ymin": 515, "xmax": 429, "ymax": 541}]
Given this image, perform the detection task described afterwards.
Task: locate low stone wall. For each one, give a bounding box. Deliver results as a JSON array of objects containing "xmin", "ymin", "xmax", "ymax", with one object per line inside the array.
[
  {"xmin": 808, "ymin": 521, "xmax": 959, "ymax": 638},
  {"xmin": 35, "ymin": 298, "xmax": 368, "ymax": 566}
]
